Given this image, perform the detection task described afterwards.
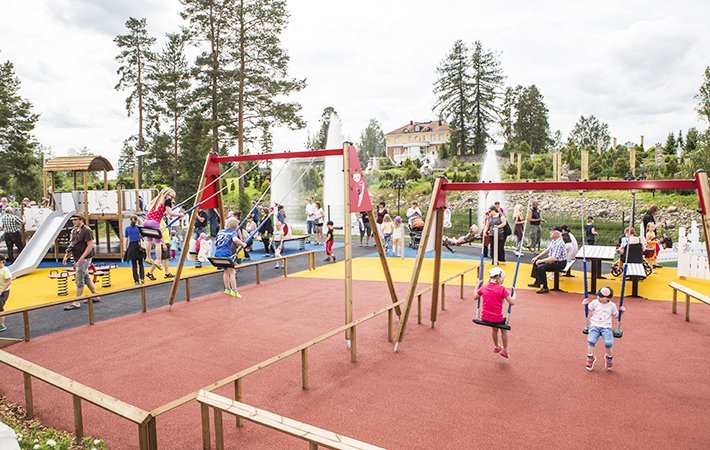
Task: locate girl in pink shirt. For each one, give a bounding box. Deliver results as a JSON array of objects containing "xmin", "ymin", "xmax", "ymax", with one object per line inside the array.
[{"xmin": 473, "ymin": 267, "xmax": 516, "ymax": 358}]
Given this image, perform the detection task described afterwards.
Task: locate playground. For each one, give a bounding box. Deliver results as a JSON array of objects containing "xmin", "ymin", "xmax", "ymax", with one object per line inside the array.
[{"xmin": 0, "ymin": 144, "xmax": 708, "ymax": 449}]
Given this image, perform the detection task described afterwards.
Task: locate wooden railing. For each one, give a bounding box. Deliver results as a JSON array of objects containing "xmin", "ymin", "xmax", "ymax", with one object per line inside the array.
[
  {"xmin": 414, "ymin": 266, "xmax": 477, "ymax": 324},
  {"xmin": 197, "ymin": 390, "xmax": 384, "ymax": 450},
  {"xmin": 0, "ymin": 251, "xmax": 317, "ymax": 342},
  {"xmin": 669, "ymin": 281, "xmax": 710, "ymax": 321},
  {"xmin": 0, "ymin": 350, "xmax": 156, "ymax": 449}
]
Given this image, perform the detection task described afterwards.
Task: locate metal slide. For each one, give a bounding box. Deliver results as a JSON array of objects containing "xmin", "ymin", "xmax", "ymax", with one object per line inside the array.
[{"xmin": 9, "ymin": 210, "xmax": 75, "ymax": 279}]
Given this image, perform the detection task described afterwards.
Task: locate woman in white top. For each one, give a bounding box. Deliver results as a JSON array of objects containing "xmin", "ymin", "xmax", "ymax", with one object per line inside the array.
[{"xmin": 314, "ymin": 201, "xmax": 324, "ymax": 245}]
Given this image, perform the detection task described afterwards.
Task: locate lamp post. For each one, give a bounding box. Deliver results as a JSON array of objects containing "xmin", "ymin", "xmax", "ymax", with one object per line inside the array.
[{"xmin": 391, "ymin": 178, "xmax": 406, "ymax": 216}]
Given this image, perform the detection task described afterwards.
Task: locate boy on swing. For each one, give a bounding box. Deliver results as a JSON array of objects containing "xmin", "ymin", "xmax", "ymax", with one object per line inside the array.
[
  {"xmin": 582, "ymin": 286, "xmax": 626, "ymax": 371},
  {"xmin": 473, "ymin": 267, "xmax": 516, "ymax": 358}
]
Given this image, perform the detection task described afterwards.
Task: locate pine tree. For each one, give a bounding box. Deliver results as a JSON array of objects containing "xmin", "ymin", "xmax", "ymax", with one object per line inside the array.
[
  {"xmin": 357, "ymin": 119, "xmax": 386, "ymax": 168},
  {"xmin": 307, "ymin": 107, "xmax": 337, "ymax": 150},
  {"xmin": 181, "ymin": 0, "xmax": 238, "ymax": 154},
  {"xmin": 117, "ymin": 136, "xmax": 137, "ymax": 187},
  {"xmin": 470, "ymin": 40, "xmax": 505, "ymax": 155},
  {"xmin": 151, "ymin": 31, "xmax": 192, "ymax": 188},
  {"xmin": 0, "ymin": 60, "xmax": 42, "ymax": 198},
  {"xmin": 500, "ymin": 86, "xmax": 521, "ymax": 145},
  {"xmin": 114, "ymin": 17, "xmax": 156, "ymax": 189},
  {"xmin": 433, "ymin": 40, "xmax": 473, "ymax": 155},
  {"xmin": 177, "ymin": 111, "xmax": 213, "ymax": 198},
  {"xmin": 513, "ymin": 85, "xmax": 550, "ymax": 152},
  {"xmin": 230, "ymin": 0, "xmax": 306, "ymax": 195},
  {"xmin": 663, "ymin": 132, "xmax": 677, "ymax": 156}
]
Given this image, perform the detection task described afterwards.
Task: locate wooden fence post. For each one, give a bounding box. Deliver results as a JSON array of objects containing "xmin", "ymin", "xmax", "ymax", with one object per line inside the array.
[
  {"xmin": 301, "ymin": 348, "xmax": 309, "ymax": 390},
  {"xmin": 141, "ymin": 287, "xmax": 147, "ymax": 313},
  {"xmin": 234, "ymin": 379, "xmax": 243, "ymax": 428},
  {"xmin": 387, "ymin": 308, "xmax": 393, "ymax": 343},
  {"xmin": 350, "ymin": 326, "xmax": 357, "ymax": 363},
  {"xmin": 214, "ymin": 409, "xmax": 224, "ymax": 450},
  {"xmin": 460, "ymin": 274, "xmax": 464, "ymax": 299},
  {"xmin": 256, "ymin": 264, "xmax": 261, "ymax": 284},
  {"xmin": 22, "ymin": 311, "xmax": 30, "ymax": 342},
  {"xmin": 200, "ymin": 403, "xmax": 211, "ymax": 449},
  {"xmin": 441, "ymin": 284, "xmax": 446, "ymax": 311},
  {"xmin": 417, "ymin": 295, "xmax": 422, "ymax": 325},
  {"xmin": 88, "ymin": 299, "xmax": 95, "ymax": 325},
  {"xmin": 73, "ymin": 395, "xmax": 84, "ymax": 443},
  {"xmin": 185, "ymin": 278, "xmax": 191, "ymax": 302},
  {"xmin": 23, "ymin": 373, "xmax": 33, "ymax": 418}
]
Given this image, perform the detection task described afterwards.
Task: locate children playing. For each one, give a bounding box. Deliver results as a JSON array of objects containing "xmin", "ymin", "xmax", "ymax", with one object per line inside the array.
[
  {"xmin": 195, "ymin": 233, "xmax": 210, "ymax": 269},
  {"xmin": 170, "ymin": 230, "xmax": 179, "ymax": 259},
  {"xmin": 324, "ymin": 220, "xmax": 335, "ymax": 263},
  {"xmin": 582, "ymin": 286, "xmax": 625, "ymax": 371},
  {"xmin": 273, "ymin": 220, "xmax": 284, "ymax": 268},
  {"xmin": 392, "ymin": 216, "xmax": 405, "ymax": 258},
  {"xmin": 472, "ymin": 267, "xmax": 516, "ymax": 358},
  {"xmin": 381, "ymin": 214, "xmax": 394, "ymax": 255},
  {"xmin": 214, "ymin": 217, "xmax": 247, "ymax": 298}
]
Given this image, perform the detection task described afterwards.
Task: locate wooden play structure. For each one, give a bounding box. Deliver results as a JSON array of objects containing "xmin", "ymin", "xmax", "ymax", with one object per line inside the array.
[
  {"xmin": 393, "ymin": 170, "xmax": 710, "ymax": 348},
  {"xmin": 167, "ymin": 143, "xmax": 403, "ymax": 332},
  {"xmin": 39, "ymin": 155, "xmax": 153, "ymax": 259}
]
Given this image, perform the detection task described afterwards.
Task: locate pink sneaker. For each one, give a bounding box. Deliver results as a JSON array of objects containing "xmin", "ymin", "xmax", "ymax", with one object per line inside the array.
[
  {"xmin": 499, "ymin": 349, "xmax": 509, "ymax": 358},
  {"xmin": 493, "ymin": 346, "xmax": 502, "ymax": 354},
  {"xmin": 585, "ymin": 355, "xmax": 596, "ymax": 371},
  {"xmin": 605, "ymin": 356, "xmax": 614, "ymax": 371}
]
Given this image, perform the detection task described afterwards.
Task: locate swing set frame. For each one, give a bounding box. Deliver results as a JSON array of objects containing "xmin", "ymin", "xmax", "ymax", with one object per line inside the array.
[
  {"xmin": 166, "ymin": 143, "xmax": 403, "ymax": 339},
  {"xmin": 393, "ymin": 170, "xmax": 710, "ymax": 350}
]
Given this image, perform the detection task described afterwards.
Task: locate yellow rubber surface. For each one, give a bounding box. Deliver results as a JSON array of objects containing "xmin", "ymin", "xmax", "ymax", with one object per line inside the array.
[
  {"xmin": 4, "ymin": 265, "xmax": 216, "ymax": 312},
  {"xmin": 293, "ymin": 257, "xmax": 710, "ymax": 303}
]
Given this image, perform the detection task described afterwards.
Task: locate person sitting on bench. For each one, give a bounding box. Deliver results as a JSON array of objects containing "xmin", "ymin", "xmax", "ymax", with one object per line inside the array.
[{"xmin": 528, "ymin": 226, "xmax": 567, "ymax": 294}]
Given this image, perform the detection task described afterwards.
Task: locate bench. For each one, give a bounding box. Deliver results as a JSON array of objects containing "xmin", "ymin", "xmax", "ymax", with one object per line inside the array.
[
  {"xmin": 253, "ymin": 234, "xmax": 308, "ymax": 251},
  {"xmin": 669, "ymin": 282, "xmax": 710, "ymax": 322},
  {"xmin": 624, "ymin": 263, "xmax": 647, "ymax": 298},
  {"xmin": 197, "ymin": 390, "xmax": 383, "ymax": 450},
  {"xmin": 551, "ymin": 260, "xmax": 576, "ymax": 291}
]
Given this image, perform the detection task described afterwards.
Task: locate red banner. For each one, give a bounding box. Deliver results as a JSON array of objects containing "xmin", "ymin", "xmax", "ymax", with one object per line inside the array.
[{"xmin": 348, "ymin": 146, "xmax": 373, "ymax": 213}]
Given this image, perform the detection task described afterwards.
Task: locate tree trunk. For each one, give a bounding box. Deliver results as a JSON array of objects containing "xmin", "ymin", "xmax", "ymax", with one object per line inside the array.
[
  {"xmin": 237, "ymin": 0, "xmax": 246, "ymax": 196},
  {"xmin": 209, "ymin": 2, "xmax": 219, "ymax": 154},
  {"xmin": 137, "ymin": 47, "xmax": 143, "ymax": 189},
  {"xmin": 173, "ymin": 109, "xmax": 179, "ymax": 189}
]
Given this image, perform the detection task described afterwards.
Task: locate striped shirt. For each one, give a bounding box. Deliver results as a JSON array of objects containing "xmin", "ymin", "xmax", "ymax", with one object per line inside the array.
[
  {"xmin": 1, "ymin": 213, "xmax": 22, "ymax": 233},
  {"xmin": 548, "ymin": 237, "xmax": 567, "ymax": 261}
]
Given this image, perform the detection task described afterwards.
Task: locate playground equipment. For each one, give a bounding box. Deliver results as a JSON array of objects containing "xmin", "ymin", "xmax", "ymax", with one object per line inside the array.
[
  {"xmin": 10, "ymin": 156, "xmax": 153, "ymax": 278},
  {"xmin": 393, "ymin": 170, "xmax": 710, "ymax": 350},
  {"xmin": 166, "ymin": 144, "xmax": 403, "ymax": 341}
]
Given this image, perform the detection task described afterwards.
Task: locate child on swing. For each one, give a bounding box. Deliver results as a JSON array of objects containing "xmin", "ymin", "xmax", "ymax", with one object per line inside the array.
[
  {"xmin": 582, "ymin": 286, "xmax": 625, "ymax": 371},
  {"xmin": 472, "ymin": 267, "xmax": 516, "ymax": 358}
]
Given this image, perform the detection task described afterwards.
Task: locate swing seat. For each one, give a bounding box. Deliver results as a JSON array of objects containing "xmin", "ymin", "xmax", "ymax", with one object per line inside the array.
[
  {"xmin": 472, "ymin": 318, "xmax": 511, "ymax": 330},
  {"xmin": 139, "ymin": 226, "xmax": 163, "ymax": 239},
  {"xmin": 582, "ymin": 325, "xmax": 623, "ymax": 339},
  {"xmin": 208, "ymin": 256, "xmax": 237, "ymax": 269}
]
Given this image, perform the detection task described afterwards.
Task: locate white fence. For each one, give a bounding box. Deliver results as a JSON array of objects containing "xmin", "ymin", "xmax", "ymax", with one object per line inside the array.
[{"xmin": 676, "ymin": 221, "xmax": 710, "ymax": 280}]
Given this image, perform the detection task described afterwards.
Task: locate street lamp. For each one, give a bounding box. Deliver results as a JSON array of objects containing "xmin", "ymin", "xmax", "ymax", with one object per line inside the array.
[{"xmin": 390, "ymin": 178, "xmax": 406, "ymax": 216}]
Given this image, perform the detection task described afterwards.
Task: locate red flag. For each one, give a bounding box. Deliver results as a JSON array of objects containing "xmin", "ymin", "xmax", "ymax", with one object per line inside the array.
[{"xmin": 348, "ymin": 146, "xmax": 373, "ymax": 213}]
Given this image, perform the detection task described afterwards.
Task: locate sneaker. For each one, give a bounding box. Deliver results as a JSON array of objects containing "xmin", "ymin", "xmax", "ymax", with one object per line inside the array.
[
  {"xmin": 224, "ymin": 289, "xmax": 231, "ymax": 295},
  {"xmin": 332, "ymin": 255, "xmax": 336, "ymax": 262},
  {"xmin": 135, "ymin": 281, "xmax": 140, "ymax": 286},
  {"xmin": 140, "ymin": 279, "xmax": 145, "ymax": 284},
  {"xmin": 586, "ymin": 355, "xmax": 597, "ymax": 371},
  {"xmin": 605, "ymin": 356, "xmax": 614, "ymax": 371},
  {"xmin": 0, "ymin": 324, "xmax": 6, "ymax": 332},
  {"xmin": 146, "ymin": 273, "xmax": 156, "ymax": 281},
  {"xmin": 499, "ymin": 349, "xmax": 509, "ymax": 358},
  {"xmin": 536, "ymin": 288, "xmax": 550, "ymax": 294},
  {"xmin": 493, "ymin": 346, "xmax": 502, "ymax": 353},
  {"xmin": 231, "ymin": 290, "xmax": 242, "ymax": 299},
  {"xmin": 323, "ymin": 257, "xmax": 330, "ymax": 262},
  {"xmin": 164, "ymin": 273, "xmax": 175, "ymax": 278},
  {"xmin": 275, "ymin": 264, "xmax": 280, "ymax": 269}
]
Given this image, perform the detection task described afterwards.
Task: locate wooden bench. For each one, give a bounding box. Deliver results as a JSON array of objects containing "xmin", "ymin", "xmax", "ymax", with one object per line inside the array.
[
  {"xmin": 197, "ymin": 390, "xmax": 384, "ymax": 450},
  {"xmin": 669, "ymin": 282, "xmax": 710, "ymax": 322}
]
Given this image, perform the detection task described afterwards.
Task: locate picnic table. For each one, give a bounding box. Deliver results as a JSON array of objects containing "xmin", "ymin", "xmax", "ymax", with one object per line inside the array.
[{"xmin": 576, "ymin": 245, "xmax": 617, "ymax": 293}]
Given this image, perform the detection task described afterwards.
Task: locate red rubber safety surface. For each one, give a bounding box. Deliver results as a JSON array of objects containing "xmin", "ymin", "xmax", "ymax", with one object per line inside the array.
[{"xmin": 1, "ymin": 277, "xmax": 709, "ymax": 449}]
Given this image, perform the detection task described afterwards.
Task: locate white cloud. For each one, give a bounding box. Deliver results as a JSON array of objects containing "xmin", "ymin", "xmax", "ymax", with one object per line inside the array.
[{"xmin": 0, "ymin": 0, "xmax": 708, "ymax": 174}]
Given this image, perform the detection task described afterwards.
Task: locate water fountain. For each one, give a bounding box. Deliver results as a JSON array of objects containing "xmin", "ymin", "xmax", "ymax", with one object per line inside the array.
[
  {"xmin": 323, "ymin": 112, "xmax": 345, "ymax": 226},
  {"xmin": 478, "ymin": 146, "xmax": 505, "ymax": 228}
]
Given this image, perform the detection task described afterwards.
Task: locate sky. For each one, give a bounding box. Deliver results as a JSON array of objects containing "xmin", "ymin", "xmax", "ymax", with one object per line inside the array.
[{"xmin": 1, "ymin": 0, "xmax": 708, "ymax": 172}]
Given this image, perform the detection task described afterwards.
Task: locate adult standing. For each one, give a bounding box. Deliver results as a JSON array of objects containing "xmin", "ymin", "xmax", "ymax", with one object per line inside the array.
[
  {"xmin": 642, "ymin": 205, "xmax": 658, "ymax": 233},
  {"xmin": 260, "ymin": 207, "xmax": 274, "ymax": 256},
  {"xmin": 482, "ymin": 205, "xmax": 507, "ymax": 263},
  {"xmin": 124, "ymin": 215, "xmax": 145, "ymax": 285},
  {"xmin": 63, "ymin": 214, "xmax": 100, "ymax": 310},
  {"xmin": 208, "ymin": 208, "xmax": 220, "ymax": 237},
  {"xmin": 376, "ymin": 201, "xmax": 388, "ymax": 237},
  {"xmin": 512, "ymin": 203, "xmax": 525, "ymax": 251},
  {"xmin": 528, "ymin": 226, "xmax": 568, "ymax": 294},
  {"xmin": 494, "ymin": 201, "xmax": 505, "ymax": 216},
  {"xmin": 305, "ymin": 197, "xmax": 317, "ymax": 244},
  {"xmin": 527, "ymin": 200, "xmax": 545, "ymax": 252},
  {"xmin": 314, "ymin": 201, "xmax": 325, "ymax": 245},
  {"xmin": 406, "ymin": 201, "xmax": 422, "ymax": 225},
  {"xmin": 358, "ymin": 211, "xmax": 372, "ymax": 246},
  {"xmin": 1, "ymin": 207, "xmax": 24, "ymax": 263},
  {"xmin": 194, "ymin": 208, "xmax": 209, "ymax": 240}
]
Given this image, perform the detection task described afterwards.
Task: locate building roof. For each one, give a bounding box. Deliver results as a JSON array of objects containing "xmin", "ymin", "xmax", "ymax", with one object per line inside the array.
[
  {"xmin": 43, "ymin": 155, "xmax": 114, "ymax": 173},
  {"xmin": 386, "ymin": 120, "xmax": 451, "ymax": 136}
]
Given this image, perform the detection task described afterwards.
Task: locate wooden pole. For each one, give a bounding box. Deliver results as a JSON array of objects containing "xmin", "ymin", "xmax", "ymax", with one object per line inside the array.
[
  {"xmin": 394, "ymin": 177, "xmax": 443, "ymax": 349},
  {"xmin": 118, "ymin": 183, "xmax": 124, "ymax": 259},
  {"xmin": 83, "ymin": 170, "xmax": 89, "ymax": 223},
  {"xmin": 168, "ymin": 155, "xmax": 211, "ymax": 307},
  {"xmin": 301, "ymin": 348, "xmax": 309, "ymax": 389},
  {"xmin": 693, "ymin": 171, "xmax": 710, "ymax": 260},
  {"xmin": 430, "ymin": 208, "xmax": 444, "ymax": 325},
  {"xmin": 214, "ymin": 409, "xmax": 224, "ymax": 450},
  {"xmin": 581, "ymin": 149, "xmax": 589, "ymax": 181},
  {"xmin": 22, "ymin": 311, "xmax": 30, "ymax": 342},
  {"xmin": 234, "ymin": 378, "xmax": 243, "ymax": 428},
  {"xmin": 200, "ymin": 403, "xmax": 211, "ymax": 448},
  {"xmin": 73, "ymin": 395, "xmax": 84, "ymax": 443},
  {"xmin": 630, "ymin": 146, "xmax": 636, "ymax": 176},
  {"xmin": 343, "ymin": 142, "xmax": 353, "ymax": 342},
  {"xmin": 493, "ymin": 227, "xmax": 499, "ymax": 266},
  {"xmin": 23, "ymin": 373, "xmax": 33, "ymax": 418},
  {"xmin": 103, "ymin": 170, "xmax": 108, "ymax": 190},
  {"xmin": 367, "ymin": 209, "xmax": 401, "ymax": 315}
]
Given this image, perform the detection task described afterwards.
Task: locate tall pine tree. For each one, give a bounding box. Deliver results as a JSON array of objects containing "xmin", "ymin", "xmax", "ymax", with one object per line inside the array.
[
  {"xmin": 230, "ymin": 0, "xmax": 306, "ymax": 195},
  {"xmin": 513, "ymin": 85, "xmax": 550, "ymax": 152},
  {"xmin": 470, "ymin": 40, "xmax": 505, "ymax": 155},
  {"xmin": 357, "ymin": 119, "xmax": 385, "ymax": 168},
  {"xmin": 0, "ymin": 59, "xmax": 42, "ymax": 197},
  {"xmin": 114, "ymin": 17, "xmax": 156, "ymax": 188},
  {"xmin": 433, "ymin": 40, "xmax": 473, "ymax": 156}
]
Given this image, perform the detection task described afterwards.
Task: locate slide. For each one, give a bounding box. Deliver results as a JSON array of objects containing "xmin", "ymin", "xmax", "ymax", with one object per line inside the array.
[{"xmin": 9, "ymin": 209, "xmax": 75, "ymax": 279}]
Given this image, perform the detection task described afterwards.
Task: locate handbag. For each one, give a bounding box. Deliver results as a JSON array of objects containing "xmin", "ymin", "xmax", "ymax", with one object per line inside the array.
[{"xmin": 502, "ymin": 222, "xmax": 512, "ymax": 238}]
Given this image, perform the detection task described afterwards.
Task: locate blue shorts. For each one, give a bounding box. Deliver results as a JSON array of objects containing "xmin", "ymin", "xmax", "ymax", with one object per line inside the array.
[{"xmin": 587, "ymin": 326, "xmax": 614, "ymax": 349}]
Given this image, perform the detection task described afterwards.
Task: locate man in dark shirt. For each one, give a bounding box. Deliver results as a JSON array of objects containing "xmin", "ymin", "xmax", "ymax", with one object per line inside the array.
[
  {"xmin": 63, "ymin": 215, "xmax": 99, "ymax": 310},
  {"xmin": 194, "ymin": 208, "xmax": 209, "ymax": 239}
]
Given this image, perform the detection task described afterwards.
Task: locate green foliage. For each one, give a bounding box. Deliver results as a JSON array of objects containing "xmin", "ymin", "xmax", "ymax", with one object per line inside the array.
[
  {"xmin": 404, "ymin": 164, "xmax": 421, "ymax": 181},
  {"xmin": 0, "ymin": 59, "xmax": 42, "ymax": 198},
  {"xmin": 176, "ymin": 111, "xmax": 212, "ymax": 198},
  {"xmin": 682, "ymin": 129, "xmax": 710, "ymax": 177},
  {"xmin": 238, "ymin": 191, "xmax": 251, "ymax": 218},
  {"xmin": 470, "ymin": 41, "xmax": 505, "ymax": 155},
  {"xmin": 260, "ymin": 179, "xmax": 271, "ymax": 192},
  {"xmin": 569, "ymin": 115, "xmax": 610, "ymax": 150},
  {"xmin": 696, "ymin": 66, "xmax": 710, "ymax": 124},
  {"xmin": 307, "ymin": 107, "xmax": 337, "ymax": 150},
  {"xmin": 302, "ymin": 166, "xmax": 322, "ymax": 193},
  {"xmin": 500, "ymin": 84, "xmax": 551, "ymax": 152},
  {"xmin": 437, "ymin": 143, "xmax": 449, "ymax": 160},
  {"xmin": 356, "ymin": 118, "xmax": 385, "ymax": 167}
]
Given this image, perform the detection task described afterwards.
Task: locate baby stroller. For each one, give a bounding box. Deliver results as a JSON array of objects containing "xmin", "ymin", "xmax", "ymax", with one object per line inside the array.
[{"xmin": 408, "ymin": 217, "xmax": 425, "ymax": 249}]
